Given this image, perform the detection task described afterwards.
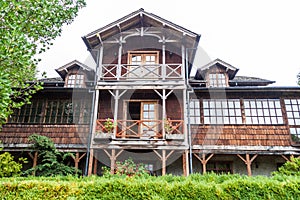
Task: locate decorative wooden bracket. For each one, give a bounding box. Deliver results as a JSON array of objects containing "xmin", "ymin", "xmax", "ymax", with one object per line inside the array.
[
  {"xmin": 103, "ymin": 149, "xmax": 123, "ymax": 174},
  {"xmin": 237, "ymin": 154, "xmax": 258, "ymax": 176},
  {"xmin": 193, "ymin": 153, "xmax": 214, "ymax": 174}
]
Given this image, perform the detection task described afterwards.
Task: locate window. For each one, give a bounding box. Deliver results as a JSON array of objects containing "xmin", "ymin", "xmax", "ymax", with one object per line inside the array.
[
  {"xmin": 208, "ymin": 73, "xmax": 226, "ymax": 87},
  {"xmin": 128, "ymin": 51, "xmax": 159, "ymax": 78},
  {"xmin": 66, "ymin": 74, "xmax": 85, "ymax": 88},
  {"xmin": 244, "ymin": 99, "xmax": 283, "ymax": 124},
  {"xmin": 9, "ymin": 99, "xmax": 43, "ymax": 123},
  {"xmin": 203, "ymin": 99, "xmax": 242, "ymax": 124},
  {"xmin": 9, "ymin": 99, "xmax": 91, "ymax": 124},
  {"xmin": 284, "ymin": 99, "xmax": 300, "ymax": 143},
  {"xmin": 207, "ymin": 162, "xmax": 232, "ymax": 174},
  {"xmin": 189, "ymin": 100, "xmax": 201, "ymax": 124}
]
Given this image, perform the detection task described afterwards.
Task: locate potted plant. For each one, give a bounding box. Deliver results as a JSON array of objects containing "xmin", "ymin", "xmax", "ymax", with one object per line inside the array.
[
  {"xmin": 164, "ymin": 118, "xmax": 184, "ymax": 140},
  {"xmin": 95, "ymin": 118, "xmax": 116, "ymax": 139}
]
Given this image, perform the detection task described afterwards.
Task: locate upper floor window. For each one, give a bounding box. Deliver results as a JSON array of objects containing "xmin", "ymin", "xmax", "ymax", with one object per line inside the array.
[
  {"xmin": 127, "ymin": 51, "xmax": 159, "ymax": 79},
  {"xmin": 208, "ymin": 73, "xmax": 227, "ymax": 87},
  {"xmin": 66, "ymin": 74, "xmax": 85, "ymax": 88}
]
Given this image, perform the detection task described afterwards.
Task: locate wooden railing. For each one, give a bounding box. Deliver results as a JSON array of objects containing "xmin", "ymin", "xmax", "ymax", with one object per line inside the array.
[
  {"xmin": 95, "ymin": 119, "xmax": 184, "ymax": 139},
  {"xmin": 100, "ymin": 64, "xmax": 183, "ymax": 80}
]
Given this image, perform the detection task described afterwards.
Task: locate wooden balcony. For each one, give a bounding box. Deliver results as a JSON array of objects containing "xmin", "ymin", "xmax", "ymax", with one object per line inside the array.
[
  {"xmin": 100, "ymin": 64, "xmax": 183, "ymax": 81},
  {"xmin": 95, "ymin": 119, "xmax": 184, "ymax": 140}
]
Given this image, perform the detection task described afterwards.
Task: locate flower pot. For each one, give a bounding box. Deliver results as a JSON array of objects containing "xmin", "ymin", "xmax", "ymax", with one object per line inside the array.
[
  {"xmin": 165, "ymin": 134, "xmax": 184, "ymax": 140},
  {"xmin": 94, "ymin": 132, "xmax": 113, "ymax": 139}
]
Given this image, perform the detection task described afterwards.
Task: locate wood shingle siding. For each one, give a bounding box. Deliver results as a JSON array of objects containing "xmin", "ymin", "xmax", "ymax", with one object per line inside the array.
[
  {"xmin": 191, "ymin": 125, "xmax": 290, "ymax": 146},
  {"xmin": 0, "ymin": 124, "xmax": 89, "ymax": 146}
]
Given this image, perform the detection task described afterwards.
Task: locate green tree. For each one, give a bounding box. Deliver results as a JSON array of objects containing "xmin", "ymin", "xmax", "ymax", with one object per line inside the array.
[
  {"xmin": 24, "ymin": 134, "xmax": 80, "ymax": 176},
  {"xmin": 0, "ymin": 143, "xmax": 27, "ymax": 177},
  {"xmin": 0, "ymin": 0, "xmax": 86, "ymax": 127}
]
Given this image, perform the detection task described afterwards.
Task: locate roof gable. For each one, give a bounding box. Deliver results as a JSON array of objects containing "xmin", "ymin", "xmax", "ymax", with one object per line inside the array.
[
  {"xmin": 195, "ymin": 58, "xmax": 239, "ymax": 80},
  {"xmin": 82, "ymin": 8, "xmax": 200, "ymax": 50},
  {"xmin": 55, "ymin": 60, "xmax": 94, "ymax": 80}
]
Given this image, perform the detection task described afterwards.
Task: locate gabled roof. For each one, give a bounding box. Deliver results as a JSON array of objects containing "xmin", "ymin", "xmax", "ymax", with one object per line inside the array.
[
  {"xmin": 82, "ymin": 8, "xmax": 200, "ymax": 50},
  {"xmin": 55, "ymin": 60, "xmax": 94, "ymax": 81},
  {"xmin": 195, "ymin": 58, "xmax": 239, "ymax": 80}
]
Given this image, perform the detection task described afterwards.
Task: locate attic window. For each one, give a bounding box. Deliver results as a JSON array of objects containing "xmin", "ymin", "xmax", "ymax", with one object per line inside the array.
[
  {"xmin": 66, "ymin": 74, "xmax": 85, "ymax": 88},
  {"xmin": 208, "ymin": 73, "xmax": 226, "ymax": 87}
]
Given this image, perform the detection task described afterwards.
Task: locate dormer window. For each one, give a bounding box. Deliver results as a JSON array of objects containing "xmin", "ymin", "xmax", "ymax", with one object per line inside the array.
[
  {"xmin": 208, "ymin": 73, "xmax": 226, "ymax": 87},
  {"xmin": 66, "ymin": 74, "xmax": 85, "ymax": 88}
]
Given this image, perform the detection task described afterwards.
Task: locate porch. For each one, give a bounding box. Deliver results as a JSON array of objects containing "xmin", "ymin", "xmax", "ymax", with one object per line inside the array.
[
  {"xmin": 100, "ymin": 63, "xmax": 183, "ymax": 81},
  {"xmin": 95, "ymin": 119, "xmax": 184, "ymax": 140}
]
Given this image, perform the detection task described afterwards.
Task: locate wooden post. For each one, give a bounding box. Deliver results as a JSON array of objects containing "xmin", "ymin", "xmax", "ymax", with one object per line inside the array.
[
  {"xmin": 237, "ymin": 154, "xmax": 258, "ymax": 176},
  {"xmin": 93, "ymin": 151, "xmax": 98, "ymax": 175},
  {"xmin": 182, "ymin": 150, "xmax": 189, "ymax": 176},
  {"xmin": 88, "ymin": 149, "xmax": 94, "ymax": 176},
  {"xmin": 162, "ymin": 37, "xmax": 166, "ymax": 80},
  {"xmin": 162, "ymin": 150, "xmax": 166, "ymax": 175},
  {"xmin": 193, "ymin": 153, "xmax": 214, "ymax": 174},
  {"xmin": 110, "ymin": 149, "xmax": 116, "ymax": 174}
]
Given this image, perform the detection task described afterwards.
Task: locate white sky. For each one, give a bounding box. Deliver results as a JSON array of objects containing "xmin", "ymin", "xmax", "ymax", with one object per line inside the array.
[{"xmin": 38, "ymin": 0, "xmax": 300, "ymax": 86}]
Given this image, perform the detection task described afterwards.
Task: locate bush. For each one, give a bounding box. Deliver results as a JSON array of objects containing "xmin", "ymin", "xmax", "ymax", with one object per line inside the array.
[
  {"xmin": 0, "ymin": 174, "xmax": 299, "ymax": 199},
  {"xmin": 0, "ymin": 152, "xmax": 27, "ymax": 177},
  {"xmin": 272, "ymin": 156, "xmax": 300, "ymax": 176},
  {"xmin": 24, "ymin": 134, "xmax": 80, "ymax": 176}
]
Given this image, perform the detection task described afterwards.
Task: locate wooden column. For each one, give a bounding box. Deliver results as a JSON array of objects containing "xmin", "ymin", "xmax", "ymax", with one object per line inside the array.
[
  {"xmin": 117, "ymin": 36, "xmax": 122, "ymax": 80},
  {"xmin": 237, "ymin": 154, "xmax": 258, "ymax": 176},
  {"xmin": 93, "ymin": 157, "xmax": 98, "ymax": 175},
  {"xmin": 162, "ymin": 37, "xmax": 166, "ymax": 80},
  {"xmin": 110, "ymin": 149, "xmax": 116, "ymax": 174},
  {"xmin": 88, "ymin": 149, "xmax": 94, "ymax": 176},
  {"xmin": 194, "ymin": 153, "xmax": 214, "ymax": 174},
  {"xmin": 182, "ymin": 150, "xmax": 189, "ymax": 176},
  {"xmin": 162, "ymin": 150, "xmax": 166, "ymax": 175}
]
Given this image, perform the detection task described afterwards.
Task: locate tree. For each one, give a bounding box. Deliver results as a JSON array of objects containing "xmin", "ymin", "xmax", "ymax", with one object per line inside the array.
[
  {"xmin": 24, "ymin": 134, "xmax": 80, "ymax": 176},
  {"xmin": 0, "ymin": 0, "xmax": 86, "ymax": 127}
]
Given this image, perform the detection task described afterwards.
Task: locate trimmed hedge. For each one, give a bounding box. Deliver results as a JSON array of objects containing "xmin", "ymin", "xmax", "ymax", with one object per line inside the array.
[{"xmin": 0, "ymin": 174, "xmax": 299, "ymax": 199}]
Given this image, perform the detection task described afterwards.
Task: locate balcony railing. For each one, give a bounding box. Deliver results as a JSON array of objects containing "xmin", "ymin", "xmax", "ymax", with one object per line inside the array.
[
  {"xmin": 100, "ymin": 64, "xmax": 183, "ymax": 80},
  {"xmin": 95, "ymin": 119, "xmax": 184, "ymax": 139}
]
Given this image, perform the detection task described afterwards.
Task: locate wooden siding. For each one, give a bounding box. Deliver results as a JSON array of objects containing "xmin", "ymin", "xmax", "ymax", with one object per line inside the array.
[
  {"xmin": 0, "ymin": 124, "xmax": 89, "ymax": 146},
  {"xmin": 191, "ymin": 125, "xmax": 291, "ymax": 146}
]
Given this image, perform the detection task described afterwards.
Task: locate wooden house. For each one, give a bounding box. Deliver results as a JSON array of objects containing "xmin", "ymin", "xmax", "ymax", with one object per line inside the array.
[{"xmin": 1, "ymin": 9, "xmax": 300, "ymax": 176}]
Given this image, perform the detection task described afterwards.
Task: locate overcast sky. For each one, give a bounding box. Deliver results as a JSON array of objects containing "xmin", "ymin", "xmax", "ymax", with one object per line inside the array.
[{"xmin": 37, "ymin": 0, "xmax": 300, "ymax": 86}]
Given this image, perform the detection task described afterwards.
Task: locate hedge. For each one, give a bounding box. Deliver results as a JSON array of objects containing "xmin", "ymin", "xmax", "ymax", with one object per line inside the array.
[{"xmin": 0, "ymin": 174, "xmax": 299, "ymax": 199}]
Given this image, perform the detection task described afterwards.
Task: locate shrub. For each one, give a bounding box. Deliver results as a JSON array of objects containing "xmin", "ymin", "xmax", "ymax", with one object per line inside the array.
[
  {"xmin": 24, "ymin": 134, "xmax": 80, "ymax": 176},
  {"xmin": 272, "ymin": 156, "xmax": 300, "ymax": 176}
]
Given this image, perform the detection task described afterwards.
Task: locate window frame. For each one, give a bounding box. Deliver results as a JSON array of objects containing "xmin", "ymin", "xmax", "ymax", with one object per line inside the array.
[
  {"xmin": 284, "ymin": 98, "xmax": 300, "ymax": 144},
  {"xmin": 207, "ymin": 73, "xmax": 227, "ymax": 87},
  {"xmin": 66, "ymin": 73, "xmax": 85, "ymax": 88}
]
